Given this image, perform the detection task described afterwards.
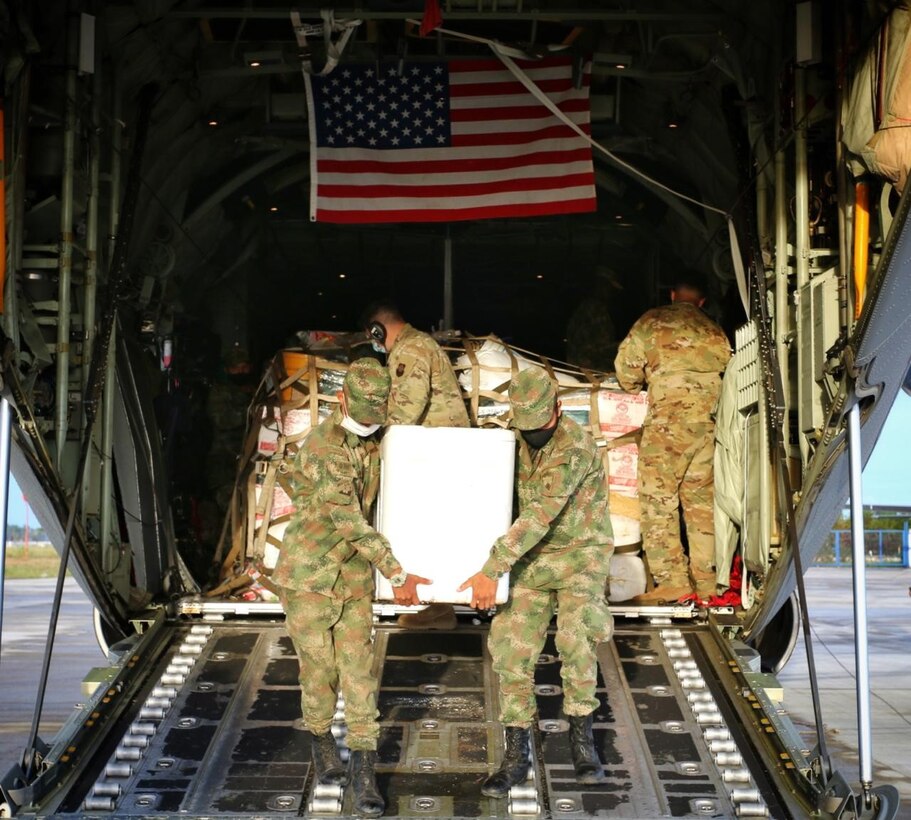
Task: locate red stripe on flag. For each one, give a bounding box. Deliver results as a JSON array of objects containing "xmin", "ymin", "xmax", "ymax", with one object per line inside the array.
[
  {"xmin": 452, "ymin": 123, "xmax": 591, "ymax": 147},
  {"xmin": 451, "ymin": 99, "xmax": 590, "ymax": 122},
  {"xmin": 318, "ymin": 173, "xmax": 595, "ymax": 200},
  {"xmin": 315, "ymin": 197, "xmax": 597, "ymax": 224},
  {"xmin": 316, "ymin": 148, "xmax": 594, "ymax": 175}
]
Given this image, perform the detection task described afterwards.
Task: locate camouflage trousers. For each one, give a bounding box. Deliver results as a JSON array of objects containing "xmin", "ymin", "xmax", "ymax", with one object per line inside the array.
[
  {"xmin": 279, "ymin": 587, "xmax": 379, "ymax": 751},
  {"xmin": 488, "ymin": 571, "xmax": 613, "ymax": 728},
  {"xmin": 638, "ymin": 421, "xmax": 716, "ymax": 597}
]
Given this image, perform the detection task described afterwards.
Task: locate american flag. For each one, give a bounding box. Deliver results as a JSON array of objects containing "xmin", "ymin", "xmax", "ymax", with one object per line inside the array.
[{"xmin": 304, "ymin": 57, "xmax": 596, "ymax": 223}]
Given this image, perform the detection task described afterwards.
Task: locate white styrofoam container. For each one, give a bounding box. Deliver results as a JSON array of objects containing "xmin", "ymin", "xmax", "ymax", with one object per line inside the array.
[{"xmin": 374, "ymin": 425, "xmax": 515, "ymax": 604}]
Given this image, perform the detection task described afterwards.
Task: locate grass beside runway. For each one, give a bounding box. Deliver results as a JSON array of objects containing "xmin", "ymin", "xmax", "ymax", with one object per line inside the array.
[{"xmin": 2, "ymin": 543, "xmax": 65, "ymax": 579}]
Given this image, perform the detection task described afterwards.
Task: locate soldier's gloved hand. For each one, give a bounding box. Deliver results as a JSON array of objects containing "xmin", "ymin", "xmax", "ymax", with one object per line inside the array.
[
  {"xmin": 457, "ymin": 572, "xmax": 498, "ymax": 611},
  {"xmin": 393, "ymin": 574, "xmax": 432, "ymax": 606}
]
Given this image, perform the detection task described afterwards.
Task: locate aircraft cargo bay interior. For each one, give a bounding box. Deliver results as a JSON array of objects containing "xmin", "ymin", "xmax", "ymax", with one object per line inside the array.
[{"xmin": 1, "ymin": 2, "xmax": 910, "ymax": 819}]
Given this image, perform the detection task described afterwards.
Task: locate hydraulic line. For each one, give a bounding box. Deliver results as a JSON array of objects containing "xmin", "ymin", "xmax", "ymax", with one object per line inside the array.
[{"xmin": 22, "ymin": 82, "xmax": 158, "ymax": 780}]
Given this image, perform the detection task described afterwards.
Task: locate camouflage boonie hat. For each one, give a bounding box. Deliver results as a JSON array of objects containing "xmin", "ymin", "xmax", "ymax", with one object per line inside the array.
[
  {"xmin": 509, "ymin": 369, "xmax": 557, "ymax": 430},
  {"xmin": 344, "ymin": 358, "xmax": 391, "ymax": 424}
]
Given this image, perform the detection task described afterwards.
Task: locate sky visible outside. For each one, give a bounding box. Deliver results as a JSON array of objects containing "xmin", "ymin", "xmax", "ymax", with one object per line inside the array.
[
  {"xmin": 4, "ymin": 391, "xmax": 909, "ymax": 531},
  {"xmin": 860, "ymin": 389, "xmax": 911, "ymax": 506},
  {"xmin": 6, "ymin": 478, "xmax": 35, "ymax": 530}
]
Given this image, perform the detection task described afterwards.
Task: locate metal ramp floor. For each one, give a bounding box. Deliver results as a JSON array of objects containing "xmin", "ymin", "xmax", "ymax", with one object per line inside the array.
[{"xmin": 55, "ymin": 618, "xmax": 779, "ymax": 818}]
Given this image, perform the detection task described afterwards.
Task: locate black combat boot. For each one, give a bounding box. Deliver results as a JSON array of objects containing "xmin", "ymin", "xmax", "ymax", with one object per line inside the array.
[
  {"xmin": 481, "ymin": 726, "xmax": 531, "ymax": 798},
  {"xmin": 568, "ymin": 712, "xmax": 606, "ymax": 784},
  {"xmin": 349, "ymin": 750, "xmax": 384, "ymax": 817},
  {"xmin": 311, "ymin": 731, "xmax": 348, "ymax": 785}
]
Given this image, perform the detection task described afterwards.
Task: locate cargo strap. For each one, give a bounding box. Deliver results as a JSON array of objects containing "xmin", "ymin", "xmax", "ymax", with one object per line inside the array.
[
  {"xmin": 609, "ymin": 494, "xmax": 640, "ymax": 522},
  {"xmin": 205, "ymin": 572, "xmax": 253, "ymax": 599},
  {"xmin": 587, "ymin": 377, "xmax": 602, "ymax": 441},
  {"xmin": 278, "ymin": 353, "xmax": 344, "ymax": 421},
  {"xmin": 614, "ymin": 542, "xmax": 642, "ymax": 555},
  {"xmin": 452, "ymin": 334, "xmax": 520, "ymax": 428},
  {"xmin": 462, "ymin": 339, "xmax": 482, "ymax": 425},
  {"xmin": 251, "ymin": 462, "xmax": 278, "ymax": 561},
  {"xmin": 215, "ymin": 407, "xmax": 264, "ymax": 576},
  {"xmin": 605, "ymin": 428, "xmax": 642, "ymax": 450}
]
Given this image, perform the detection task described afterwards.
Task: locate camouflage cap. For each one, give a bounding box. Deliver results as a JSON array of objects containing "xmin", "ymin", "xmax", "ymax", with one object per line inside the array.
[
  {"xmin": 509, "ymin": 368, "xmax": 557, "ymax": 430},
  {"xmin": 344, "ymin": 358, "xmax": 391, "ymax": 425}
]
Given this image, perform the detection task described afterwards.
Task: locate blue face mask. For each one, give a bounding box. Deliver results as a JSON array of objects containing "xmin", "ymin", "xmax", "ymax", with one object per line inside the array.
[{"xmin": 371, "ymin": 341, "xmax": 386, "ymax": 355}]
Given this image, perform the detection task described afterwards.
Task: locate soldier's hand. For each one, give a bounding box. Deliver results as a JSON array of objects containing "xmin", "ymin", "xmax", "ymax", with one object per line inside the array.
[
  {"xmin": 393, "ymin": 574, "xmax": 432, "ymax": 606},
  {"xmin": 457, "ymin": 572, "xmax": 498, "ymax": 611}
]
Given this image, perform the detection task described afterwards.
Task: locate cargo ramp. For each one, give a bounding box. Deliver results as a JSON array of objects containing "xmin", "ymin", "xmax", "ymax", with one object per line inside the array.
[{"xmin": 1, "ymin": 601, "xmax": 819, "ymax": 819}]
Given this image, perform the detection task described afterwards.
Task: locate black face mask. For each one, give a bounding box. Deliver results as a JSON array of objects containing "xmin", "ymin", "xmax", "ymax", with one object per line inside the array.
[{"xmin": 521, "ymin": 425, "xmax": 557, "ymax": 449}]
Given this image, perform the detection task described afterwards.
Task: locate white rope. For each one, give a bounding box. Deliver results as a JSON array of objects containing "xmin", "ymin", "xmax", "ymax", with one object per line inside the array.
[
  {"xmin": 409, "ymin": 21, "xmax": 730, "ymax": 219},
  {"xmin": 406, "ymin": 21, "xmax": 750, "ymax": 314},
  {"xmin": 491, "ymin": 44, "xmax": 729, "ymax": 219}
]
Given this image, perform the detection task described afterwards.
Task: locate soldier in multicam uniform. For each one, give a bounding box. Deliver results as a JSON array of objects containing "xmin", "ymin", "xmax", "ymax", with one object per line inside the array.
[
  {"xmin": 273, "ymin": 359, "xmax": 430, "ymax": 818},
  {"xmin": 614, "ymin": 275, "xmax": 732, "ymax": 604},
  {"xmin": 362, "ymin": 300, "xmax": 470, "ymax": 630},
  {"xmin": 362, "ymin": 300, "xmax": 469, "ymax": 428},
  {"xmin": 459, "ymin": 368, "xmax": 614, "ymax": 798}
]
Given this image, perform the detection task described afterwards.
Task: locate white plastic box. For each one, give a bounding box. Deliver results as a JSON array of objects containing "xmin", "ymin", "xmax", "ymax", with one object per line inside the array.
[{"xmin": 374, "ymin": 425, "xmax": 515, "ymax": 604}]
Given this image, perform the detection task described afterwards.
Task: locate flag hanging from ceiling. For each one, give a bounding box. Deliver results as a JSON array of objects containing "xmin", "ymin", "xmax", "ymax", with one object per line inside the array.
[{"xmin": 304, "ymin": 57, "xmax": 596, "ymax": 224}]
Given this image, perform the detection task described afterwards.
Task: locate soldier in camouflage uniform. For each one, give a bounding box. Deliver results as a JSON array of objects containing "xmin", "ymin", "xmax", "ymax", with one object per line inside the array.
[
  {"xmin": 362, "ymin": 300, "xmax": 469, "ymax": 427},
  {"xmin": 459, "ymin": 368, "xmax": 614, "ymax": 797},
  {"xmin": 565, "ymin": 265, "xmax": 623, "ymax": 371},
  {"xmin": 362, "ymin": 300, "xmax": 469, "ymax": 630},
  {"xmin": 614, "ymin": 275, "xmax": 732, "ymax": 604},
  {"xmin": 273, "ymin": 359, "xmax": 430, "ymax": 818}
]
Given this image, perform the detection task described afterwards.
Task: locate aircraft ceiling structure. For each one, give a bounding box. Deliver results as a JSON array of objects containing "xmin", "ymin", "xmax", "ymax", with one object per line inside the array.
[{"xmin": 8, "ymin": 0, "xmax": 793, "ymax": 362}]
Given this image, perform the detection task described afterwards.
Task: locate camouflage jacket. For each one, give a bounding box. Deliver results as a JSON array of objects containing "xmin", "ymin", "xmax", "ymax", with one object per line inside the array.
[
  {"xmin": 272, "ymin": 408, "xmax": 403, "ymax": 598},
  {"xmin": 481, "ymin": 414, "xmax": 613, "ymax": 586},
  {"xmin": 614, "ymin": 302, "xmax": 731, "ymax": 425},
  {"xmin": 565, "ymin": 299, "xmax": 617, "ymax": 372},
  {"xmin": 387, "ymin": 324, "xmax": 470, "ymax": 428}
]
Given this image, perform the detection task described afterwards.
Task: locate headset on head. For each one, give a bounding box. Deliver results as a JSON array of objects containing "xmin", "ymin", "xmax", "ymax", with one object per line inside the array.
[{"xmin": 367, "ymin": 321, "xmax": 387, "ymax": 344}]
